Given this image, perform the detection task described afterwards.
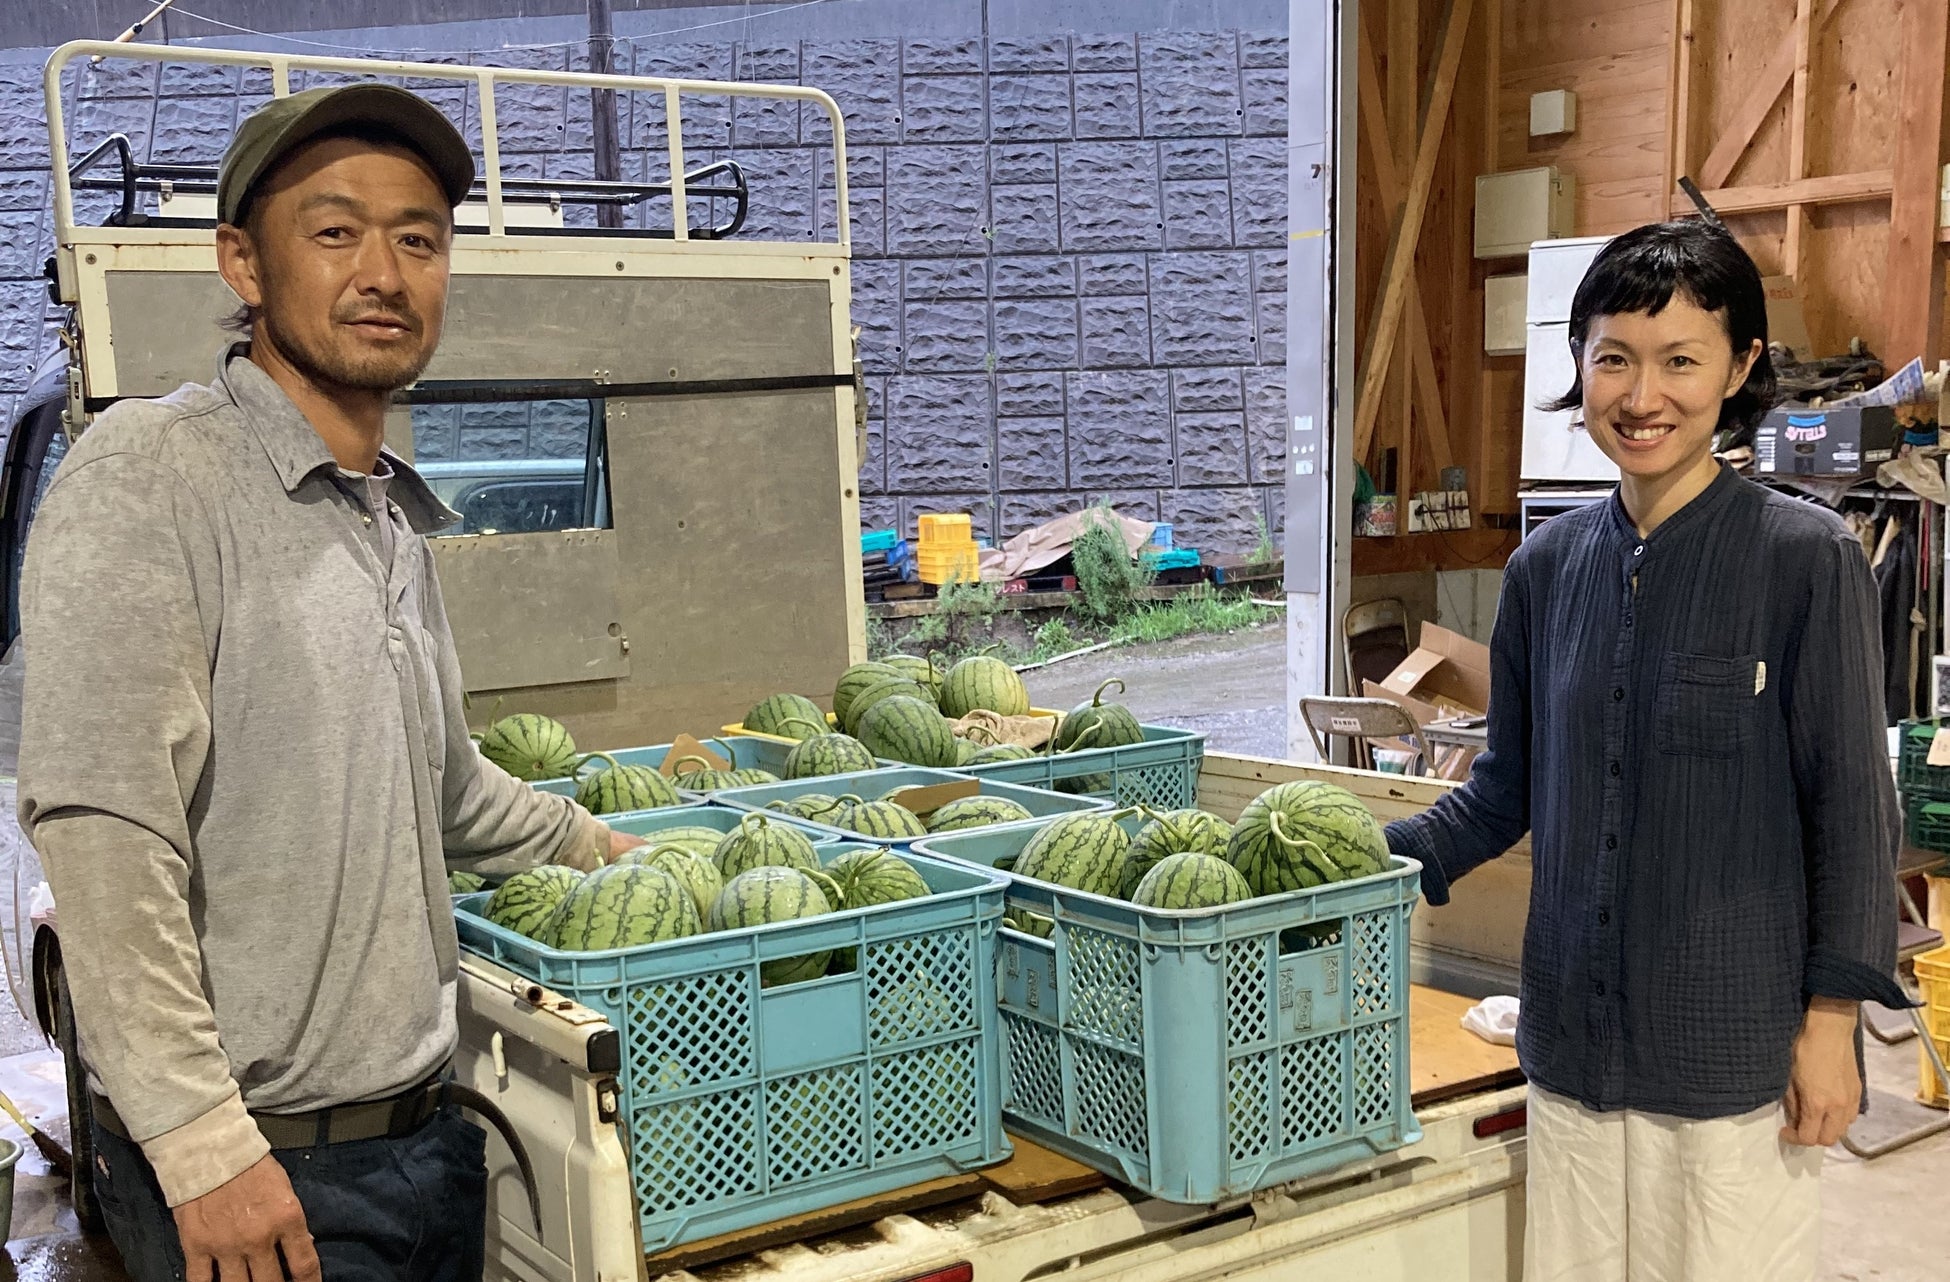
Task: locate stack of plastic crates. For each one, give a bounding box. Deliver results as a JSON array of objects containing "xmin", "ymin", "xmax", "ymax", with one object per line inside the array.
[
  {"xmin": 454, "ymin": 845, "xmax": 1010, "ymax": 1252},
  {"xmin": 1918, "ymin": 946, "xmax": 1950, "ymax": 1108},
  {"xmin": 915, "ymin": 815, "xmax": 1422, "ymax": 1204},
  {"xmin": 1898, "ymin": 721, "xmax": 1950, "ymax": 853},
  {"xmin": 915, "ymin": 513, "xmax": 980, "ymax": 585}
]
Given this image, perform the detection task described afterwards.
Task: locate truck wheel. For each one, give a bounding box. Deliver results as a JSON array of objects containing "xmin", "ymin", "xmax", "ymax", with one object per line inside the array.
[{"xmin": 50, "ymin": 960, "xmax": 103, "ymax": 1234}]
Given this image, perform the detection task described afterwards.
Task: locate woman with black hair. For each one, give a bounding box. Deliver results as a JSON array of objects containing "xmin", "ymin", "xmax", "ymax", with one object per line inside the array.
[{"xmin": 1384, "ymin": 220, "xmax": 1907, "ymax": 1281}]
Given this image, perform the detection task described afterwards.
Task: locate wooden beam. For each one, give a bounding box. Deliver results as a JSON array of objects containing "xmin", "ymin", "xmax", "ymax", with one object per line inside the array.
[
  {"xmin": 1882, "ymin": 0, "xmax": 1950, "ymax": 366},
  {"xmin": 1784, "ymin": 0, "xmax": 1814, "ymax": 273},
  {"xmin": 1357, "ymin": 28, "xmax": 1455, "ymax": 475},
  {"xmin": 1696, "ymin": 0, "xmax": 1848, "ymax": 191},
  {"xmin": 1674, "ymin": 170, "xmax": 1894, "ymax": 217},
  {"xmin": 1387, "ymin": 0, "xmax": 1418, "ymax": 484},
  {"xmin": 1353, "ymin": 0, "xmax": 1477, "ymax": 463},
  {"xmin": 1663, "ymin": 0, "xmax": 1696, "ymax": 207}
]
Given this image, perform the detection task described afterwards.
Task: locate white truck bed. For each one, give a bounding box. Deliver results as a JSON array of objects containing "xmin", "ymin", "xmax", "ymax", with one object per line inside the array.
[{"xmin": 458, "ymin": 954, "xmax": 1528, "ymax": 1282}]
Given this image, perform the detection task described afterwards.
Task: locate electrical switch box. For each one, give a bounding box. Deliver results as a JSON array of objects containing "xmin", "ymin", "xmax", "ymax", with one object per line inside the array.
[{"xmin": 1475, "ymin": 167, "xmax": 1576, "ymax": 259}]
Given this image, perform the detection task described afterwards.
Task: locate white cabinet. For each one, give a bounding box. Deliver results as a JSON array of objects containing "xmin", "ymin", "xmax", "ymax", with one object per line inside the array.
[{"xmin": 1520, "ymin": 237, "xmax": 1617, "ymax": 483}]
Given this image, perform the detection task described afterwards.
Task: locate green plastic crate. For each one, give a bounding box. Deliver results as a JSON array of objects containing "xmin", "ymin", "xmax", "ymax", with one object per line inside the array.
[
  {"xmin": 1898, "ymin": 721, "xmax": 1950, "ymax": 800},
  {"xmin": 1908, "ymin": 799, "xmax": 1950, "ymax": 854}
]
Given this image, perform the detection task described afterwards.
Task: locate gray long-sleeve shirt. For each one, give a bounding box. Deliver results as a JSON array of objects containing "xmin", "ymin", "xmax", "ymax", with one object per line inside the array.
[
  {"xmin": 17, "ymin": 347, "xmax": 610, "ymax": 1204},
  {"xmin": 1386, "ymin": 465, "xmax": 1907, "ymax": 1119}
]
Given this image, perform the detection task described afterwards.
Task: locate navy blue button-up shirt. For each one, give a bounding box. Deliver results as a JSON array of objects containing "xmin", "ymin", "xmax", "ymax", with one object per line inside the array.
[{"xmin": 1387, "ymin": 465, "xmax": 1907, "ymax": 1118}]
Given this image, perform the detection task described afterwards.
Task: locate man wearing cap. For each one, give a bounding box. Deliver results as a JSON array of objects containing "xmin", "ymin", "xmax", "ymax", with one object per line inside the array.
[{"xmin": 18, "ymin": 85, "xmax": 637, "ymax": 1280}]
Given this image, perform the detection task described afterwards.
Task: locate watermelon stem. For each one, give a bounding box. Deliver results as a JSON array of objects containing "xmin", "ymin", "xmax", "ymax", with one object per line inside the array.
[
  {"xmin": 581, "ymin": 752, "xmax": 623, "ymax": 775},
  {"xmin": 802, "ymin": 867, "xmax": 846, "ymax": 910},
  {"xmin": 1091, "ymin": 677, "xmax": 1127, "ymax": 708},
  {"xmin": 670, "ymin": 754, "xmax": 717, "ymax": 773},
  {"xmin": 1266, "ymin": 810, "xmax": 1331, "ymax": 867},
  {"xmin": 778, "ymin": 716, "xmax": 829, "ymax": 739}
]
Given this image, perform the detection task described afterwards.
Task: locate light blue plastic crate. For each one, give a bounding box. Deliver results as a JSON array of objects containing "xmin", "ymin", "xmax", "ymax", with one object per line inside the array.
[
  {"xmin": 714, "ymin": 768, "xmax": 1109, "ymax": 842},
  {"xmin": 531, "ymin": 737, "xmax": 894, "ymax": 802},
  {"xmin": 958, "ymin": 725, "xmax": 1206, "ymax": 810},
  {"xmin": 914, "ymin": 818, "xmax": 1422, "ymax": 1204},
  {"xmin": 862, "ymin": 528, "xmax": 900, "ymax": 555},
  {"xmin": 455, "ymin": 844, "xmax": 1009, "ymax": 1252},
  {"xmin": 605, "ymin": 802, "xmax": 844, "ymax": 850}
]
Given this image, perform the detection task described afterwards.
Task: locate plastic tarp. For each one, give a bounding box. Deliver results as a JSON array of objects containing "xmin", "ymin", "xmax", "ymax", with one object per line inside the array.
[{"xmin": 979, "ymin": 510, "xmax": 1156, "ymax": 581}]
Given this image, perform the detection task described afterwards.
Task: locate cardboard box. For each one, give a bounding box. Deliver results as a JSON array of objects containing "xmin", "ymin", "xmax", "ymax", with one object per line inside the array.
[
  {"xmin": 1752, "ymin": 404, "xmax": 1906, "ymax": 478},
  {"xmin": 1361, "ymin": 622, "xmax": 1492, "ymax": 781},
  {"xmin": 1761, "ymin": 275, "xmax": 1813, "ymax": 361}
]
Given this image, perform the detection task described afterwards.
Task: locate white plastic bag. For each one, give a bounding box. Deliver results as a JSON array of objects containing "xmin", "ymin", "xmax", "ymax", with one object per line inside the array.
[{"xmin": 1461, "ymin": 994, "xmax": 1520, "ymax": 1046}]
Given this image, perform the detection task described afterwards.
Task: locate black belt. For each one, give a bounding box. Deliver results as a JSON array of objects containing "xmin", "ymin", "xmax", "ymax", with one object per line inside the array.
[{"xmin": 90, "ymin": 1067, "xmax": 542, "ymax": 1233}]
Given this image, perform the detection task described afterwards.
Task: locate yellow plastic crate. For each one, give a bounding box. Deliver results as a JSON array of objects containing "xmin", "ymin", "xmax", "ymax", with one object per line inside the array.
[
  {"xmin": 916, "ymin": 512, "xmax": 973, "ymax": 544},
  {"xmin": 1918, "ymin": 945, "xmax": 1950, "ymax": 1109},
  {"xmin": 917, "ymin": 543, "xmax": 981, "ymax": 585}
]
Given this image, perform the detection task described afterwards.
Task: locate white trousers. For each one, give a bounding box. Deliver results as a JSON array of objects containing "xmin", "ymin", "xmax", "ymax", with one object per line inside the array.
[{"xmin": 1524, "ymin": 1086, "xmax": 1824, "ymax": 1282}]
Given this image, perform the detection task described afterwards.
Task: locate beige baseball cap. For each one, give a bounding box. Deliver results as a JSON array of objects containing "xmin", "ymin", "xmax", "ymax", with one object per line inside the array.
[{"xmin": 216, "ymin": 84, "xmax": 475, "ymax": 225}]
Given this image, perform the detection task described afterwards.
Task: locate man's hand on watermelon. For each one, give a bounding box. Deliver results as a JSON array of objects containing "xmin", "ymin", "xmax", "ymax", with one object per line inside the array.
[
  {"xmin": 605, "ymin": 827, "xmax": 641, "ymax": 862},
  {"xmin": 1780, "ymin": 996, "xmax": 1861, "ymax": 1148}
]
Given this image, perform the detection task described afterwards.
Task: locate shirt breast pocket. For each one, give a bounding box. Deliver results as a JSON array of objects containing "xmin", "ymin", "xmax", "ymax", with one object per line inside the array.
[{"xmin": 1655, "ymin": 651, "xmax": 1760, "ymax": 759}]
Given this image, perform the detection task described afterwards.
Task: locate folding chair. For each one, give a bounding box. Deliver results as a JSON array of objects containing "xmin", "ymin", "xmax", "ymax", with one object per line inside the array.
[
  {"xmin": 1840, "ymin": 921, "xmax": 1950, "ymax": 1160},
  {"xmin": 1343, "ymin": 597, "xmax": 1412, "ymax": 696},
  {"xmin": 1299, "ymin": 696, "xmax": 1432, "ymax": 775}
]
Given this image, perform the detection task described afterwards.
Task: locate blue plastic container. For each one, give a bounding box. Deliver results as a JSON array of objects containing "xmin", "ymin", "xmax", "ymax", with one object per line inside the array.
[
  {"xmin": 958, "ymin": 725, "xmax": 1207, "ymax": 811},
  {"xmin": 604, "ymin": 802, "xmax": 843, "ymax": 850},
  {"xmin": 455, "ymin": 844, "xmax": 1010, "ymax": 1252},
  {"xmin": 714, "ymin": 768, "xmax": 1109, "ymax": 842},
  {"xmin": 914, "ymin": 818, "xmax": 1422, "ymax": 1204},
  {"xmin": 862, "ymin": 528, "xmax": 900, "ymax": 555},
  {"xmin": 1148, "ymin": 522, "xmax": 1174, "ymax": 550}
]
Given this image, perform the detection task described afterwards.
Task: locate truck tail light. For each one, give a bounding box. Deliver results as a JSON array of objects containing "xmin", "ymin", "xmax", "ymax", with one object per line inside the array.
[
  {"xmin": 898, "ymin": 1265, "xmax": 973, "ymax": 1282},
  {"xmin": 1473, "ymin": 1103, "xmax": 1528, "ymax": 1139}
]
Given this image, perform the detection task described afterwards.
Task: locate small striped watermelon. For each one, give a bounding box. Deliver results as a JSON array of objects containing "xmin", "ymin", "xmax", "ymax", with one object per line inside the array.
[
  {"xmin": 825, "ymin": 846, "xmax": 930, "ymax": 970},
  {"xmin": 840, "ymin": 799, "xmax": 930, "ymax": 841},
  {"xmin": 1055, "ymin": 679, "xmax": 1144, "ymax": 752},
  {"xmin": 478, "ymin": 713, "xmax": 578, "ymax": 781},
  {"xmin": 618, "ymin": 843, "xmax": 723, "ymax": 917},
  {"xmin": 939, "ymin": 655, "xmax": 1029, "ymax": 719},
  {"xmin": 669, "ymin": 753, "xmax": 743, "ymax": 792},
  {"xmin": 968, "ymin": 742, "xmax": 1035, "ymax": 765},
  {"xmin": 574, "ymin": 754, "xmax": 682, "ymax": 816},
  {"xmin": 824, "ymin": 846, "xmax": 930, "ymax": 908},
  {"xmin": 1117, "ymin": 809, "xmax": 1234, "ymax": 899},
  {"xmin": 765, "ymin": 793, "xmax": 851, "ymax": 822},
  {"xmin": 542, "ymin": 864, "xmax": 701, "ymax": 951},
  {"xmin": 880, "ymin": 654, "xmax": 943, "ymax": 704},
  {"xmin": 714, "ymin": 812, "xmax": 821, "ymax": 880},
  {"xmin": 617, "ymin": 824, "xmax": 724, "ymax": 862},
  {"xmin": 953, "ymin": 737, "xmax": 979, "ymax": 766},
  {"xmin": 1131, "ymin": 852, "xmax": 1252, "ymax": 909},
  {"xmin": 833, "ymin": 662, "xmax": 902, "ymax": 728},
  {"xmin": 745, "ymin": 693, "xmax": 827, "ymax": 739},
  {"xmin": 925, "ymin": 796, "xmax": 1034, "ymax": 834},
  {"xmin": 708, "ymin": 866, "xmax": 841, "ymax": 986},
  {"xmin": 857, "ymin": 695, "xmax": 958, "ymax": 768},
  {"xmin": 482, "ymin": 864, "xmax": 584, "ymax": 940},
  {"xmin": 1227, "ymin": 781, "xmax": 1389, "ymax": 897},
  {"xmin": 447, "ymin": 870, "xmax": 487, "ymax": 895},
  {"xmin": 782, "ymin": 723, "xmax": 879, "ymax": 778},
  {"xmin": 1012, "ymin": 811, "xmax": 1132, "ymax": 897},
  {"xmin": 843, "ymin": 677, "xmax": 931, "ymax": 735}
]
